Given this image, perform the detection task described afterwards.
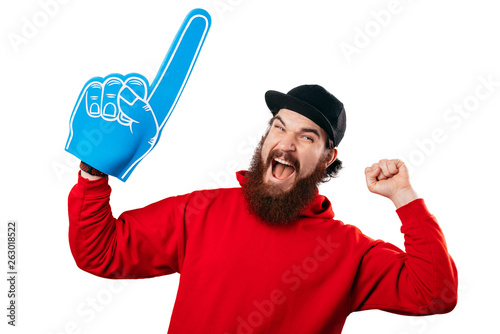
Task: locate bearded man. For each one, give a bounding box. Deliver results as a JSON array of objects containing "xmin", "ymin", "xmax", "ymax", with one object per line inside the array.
[{"xmin": 68, "ymin": 85, "xmax": 458, "ymax": 334}]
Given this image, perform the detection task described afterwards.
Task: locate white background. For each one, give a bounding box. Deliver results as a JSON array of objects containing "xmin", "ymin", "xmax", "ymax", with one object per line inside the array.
[{"xmin": 1, "ymin": 0, "xmax": 499, "ymax": 333}]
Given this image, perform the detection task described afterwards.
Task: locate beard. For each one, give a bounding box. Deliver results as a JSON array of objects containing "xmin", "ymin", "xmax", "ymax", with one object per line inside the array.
[{"xmin": 242, "ymin": 137, "xmax": 327, "ymax": 226}]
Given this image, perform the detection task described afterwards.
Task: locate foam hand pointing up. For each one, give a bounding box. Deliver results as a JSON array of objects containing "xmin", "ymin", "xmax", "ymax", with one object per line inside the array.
[{"xmin": 65, "ymin": 9, "xmax": 211, "ymax": 181}]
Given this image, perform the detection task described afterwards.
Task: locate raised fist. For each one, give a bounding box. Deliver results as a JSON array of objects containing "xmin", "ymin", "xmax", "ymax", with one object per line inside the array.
[{"xmin": 365, "ymin": 159, "xmax": 418, "ymax": 208}]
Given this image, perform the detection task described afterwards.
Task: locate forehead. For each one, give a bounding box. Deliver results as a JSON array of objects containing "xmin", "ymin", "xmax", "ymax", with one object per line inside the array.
[{"xmin": 274, "ymin": 109, "xmax": 327, "ymax": 138}]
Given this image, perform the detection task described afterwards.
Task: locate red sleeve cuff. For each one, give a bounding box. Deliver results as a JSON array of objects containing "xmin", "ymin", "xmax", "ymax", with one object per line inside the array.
[
  {"xmin": 395, "ymin": 198, "xmax": 433, "ymax": 226},
  {"xmin": 74, "ymin": 170, "xmax": 111, "ymax": 198}
]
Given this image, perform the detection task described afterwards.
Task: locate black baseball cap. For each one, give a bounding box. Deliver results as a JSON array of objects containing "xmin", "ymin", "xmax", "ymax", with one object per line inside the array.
[{"xmin": 265, "ymin": 84, "xmax": 346, "ymax": 147}]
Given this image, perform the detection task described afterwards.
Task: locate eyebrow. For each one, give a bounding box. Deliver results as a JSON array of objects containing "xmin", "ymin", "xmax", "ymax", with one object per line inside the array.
[
  {"xmin": 274, "ymin": 115, "xmax": 286, "ymax": 127},
  {"xmin": 274, "ymin": 115, "xmax": 321, "ymax": 139}
]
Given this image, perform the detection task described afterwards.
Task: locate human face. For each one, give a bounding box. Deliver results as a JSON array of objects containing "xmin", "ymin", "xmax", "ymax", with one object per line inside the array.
[{"xmin": 260, "ymin": 109, "xmax": 335, "ymax": 192}]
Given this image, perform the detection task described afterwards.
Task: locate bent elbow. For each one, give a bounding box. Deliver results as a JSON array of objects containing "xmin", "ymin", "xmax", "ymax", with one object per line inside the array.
[
  {"xmin": 443, "ymin": 296, "xmax": 458, "ymax": 314},
  {"xmin": 424, "ymin": 278, "xmax": 458, "ymax": 314},
  {"xmin": 428, "ymin": 295, "xmax": 457, "ymax": 314},
  {"xmin": 439, "ymin": 280, "xmax": 458, "ymax": 313}
]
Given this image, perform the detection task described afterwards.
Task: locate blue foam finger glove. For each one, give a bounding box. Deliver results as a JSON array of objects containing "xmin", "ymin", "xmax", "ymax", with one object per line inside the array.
[{"xmin": 65, "ymin": 9, "xmax": 211, "ymax": 181}]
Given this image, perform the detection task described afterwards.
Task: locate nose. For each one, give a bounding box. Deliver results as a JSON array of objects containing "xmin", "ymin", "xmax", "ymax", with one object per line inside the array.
[{"xmin": 277, "ymin": 133, "xmax": 296, "ymax": 152}]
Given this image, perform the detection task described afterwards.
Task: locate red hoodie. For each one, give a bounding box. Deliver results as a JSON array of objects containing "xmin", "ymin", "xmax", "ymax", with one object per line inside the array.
[{"xmin": 68, "ymin": 171, "xmax": 457, "ymax": 333}]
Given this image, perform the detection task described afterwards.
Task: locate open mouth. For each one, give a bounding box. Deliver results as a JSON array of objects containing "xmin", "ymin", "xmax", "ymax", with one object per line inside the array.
[{"xmin": 271, "ymin": 157, "xmax": 296, "ymax": 181}]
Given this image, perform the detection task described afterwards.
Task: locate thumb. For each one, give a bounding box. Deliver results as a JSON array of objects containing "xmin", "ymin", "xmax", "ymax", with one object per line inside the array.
[
  {"xmin": 365, "ymin": 166, "xmax": 379, "ymax": 190},
  {"xmin": 365, "ymin": 165, "xmax": 380, "ymax": 178},
  {"xmin": 119, "ymin": 76, "xmax": 148, "ymax": 109},
  {"xmin": 118, "ymin": 77, "xmax": 158, "ymax": 129}
]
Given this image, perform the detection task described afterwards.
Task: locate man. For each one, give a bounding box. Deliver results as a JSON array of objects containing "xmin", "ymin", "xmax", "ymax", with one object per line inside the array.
[{"xmin": 68, "ymin": 85, "xmax": 458, "ymax": 333}]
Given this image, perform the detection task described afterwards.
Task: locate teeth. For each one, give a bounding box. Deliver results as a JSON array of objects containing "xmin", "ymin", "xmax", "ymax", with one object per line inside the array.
[{"xmin": 274, "ymin": 158, "xmax": 292, "ymax": 166}]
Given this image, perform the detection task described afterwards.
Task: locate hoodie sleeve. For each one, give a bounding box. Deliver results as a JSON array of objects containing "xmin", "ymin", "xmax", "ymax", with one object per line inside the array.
[
  {"xmin": 349, "ymin": 199, "xmax": 458, "ymax": 315},
  {"xmin": 68, "ymin": 172, "xmax": 188, "ymax": 279}
]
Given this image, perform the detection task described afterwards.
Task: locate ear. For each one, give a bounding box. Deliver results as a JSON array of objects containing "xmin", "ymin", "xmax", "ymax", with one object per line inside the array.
[{"xmin": 325, "ymin": 148, "xmax": 338, "ymax": 168}]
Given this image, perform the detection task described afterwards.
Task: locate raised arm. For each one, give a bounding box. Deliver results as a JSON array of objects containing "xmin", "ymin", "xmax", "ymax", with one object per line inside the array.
[
  {"xmin": 349, "ymin": 159, "xmax": 458, "ymax": 314},
  {"xmin": 68, "ymin": 168, "xmax": 187, "ymax": 279}
]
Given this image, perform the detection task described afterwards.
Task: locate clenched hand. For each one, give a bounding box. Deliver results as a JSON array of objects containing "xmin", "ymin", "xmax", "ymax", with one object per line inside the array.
[{"xmin": 365, "ymin": 159, "xmax": 418, "ymax": 208}]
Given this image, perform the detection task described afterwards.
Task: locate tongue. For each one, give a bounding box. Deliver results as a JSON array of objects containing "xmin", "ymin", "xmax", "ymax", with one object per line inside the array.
[{"xmin": 273, "ymin": 163, "xmax": 294, "ymax": 180}]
